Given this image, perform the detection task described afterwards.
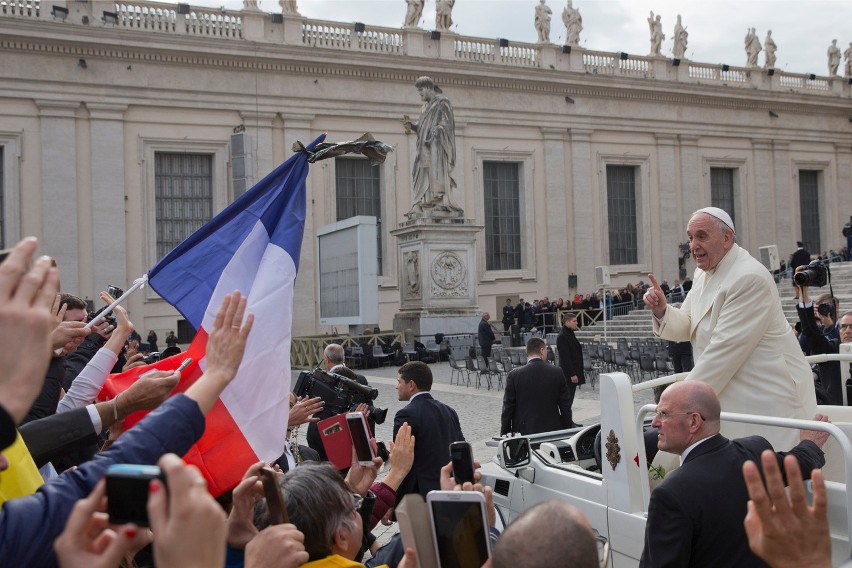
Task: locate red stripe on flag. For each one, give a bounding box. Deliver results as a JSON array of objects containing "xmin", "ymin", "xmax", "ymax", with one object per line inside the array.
[{"xmin": 98, "ymin": 329, "xmax": 260, "ymax": 496}]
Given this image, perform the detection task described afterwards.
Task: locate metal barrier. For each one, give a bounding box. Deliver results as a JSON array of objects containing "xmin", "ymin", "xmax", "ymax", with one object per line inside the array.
[{"xmin": 290, "ymin": 331, "xmax": 403, "ymax": 369}]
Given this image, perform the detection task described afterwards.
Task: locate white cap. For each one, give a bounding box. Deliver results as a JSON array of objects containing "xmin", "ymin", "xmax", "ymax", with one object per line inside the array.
[{"xmin": 694, "ymin": 207, "xmax": 735, "ymax": 233}]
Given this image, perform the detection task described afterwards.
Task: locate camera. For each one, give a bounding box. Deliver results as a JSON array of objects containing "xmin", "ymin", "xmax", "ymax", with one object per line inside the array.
[
  {"xmin": 793, "ymin": 259, "xmax": 830, "ymax": 288},
  {"xmin": 143, "ymin": 352, "xmax": 161, "ymax": 364},
  {"xmin": 293, "ymin": 368, "xmax": 388, "ymax": 424},
  {"xmin": 107, "ymin": 285, "xmax": 124, "ymax": 299},
  {"xmin": 87, "ymin": 307, "xmax": 116, "ymax": 330}
]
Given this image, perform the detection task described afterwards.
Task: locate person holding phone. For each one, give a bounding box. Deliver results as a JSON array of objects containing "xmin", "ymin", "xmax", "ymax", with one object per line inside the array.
[{"xmin": 0, "ymin": 291, "xmax": 253, "ymax": 567}]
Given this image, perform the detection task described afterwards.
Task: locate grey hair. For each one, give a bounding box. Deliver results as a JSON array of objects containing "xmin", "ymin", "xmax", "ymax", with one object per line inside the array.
[
  {"xmin": 414, "ymin": 76, "xmax": 435, "ymax": 89},
  {"xmin": 254, "ymin": 463, "xmax": 356, "ymax": 561},
  {"xmin": 324, "ymin": 343, "xmax": 345, "ymax": 365}
]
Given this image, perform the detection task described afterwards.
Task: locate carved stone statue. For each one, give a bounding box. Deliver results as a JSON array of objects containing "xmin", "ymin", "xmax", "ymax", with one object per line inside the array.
[
  {"xmin": 744, "ymin": 27, "xmax": 761, "ymax": 68},
  {"xmin": 535, "ymin": 0, "xmax": 552, "ymax": 44},
  {"xmin": 243, "ymin": 0, "xmax": 260, "ymax": 10},
  {"xmin": 435, "ymin": 0, "xmax": 455, "ymax": 32},
  {"xmin": 402, "ymin": 77, "xmax": 463, "ymax": 217},
  {"xmin": 763, "ymin": 30, "xmax": 777, "ymax": 69},
  {"xmin": 403, "ymin": 0, "xmax": 423, "ymax": 28},
  {"xmin": 279, "ymin": 0, "xmax": 299, "ymax": 16},
  {"xmin": 828, "ymin": 39, "xmax": 841, "ymax": 76},
  {"xmin": 562, "ymin": 0, "xmax": 582, "ymax": 47},
  {"xmin": 672, "ymin": 14, "xmax": 687, "ymax": 59},
  {"xmin": 845, "ymin": 43, "xmax": 852, "ymax": 79},
  {"xmin": 647, "ymin": 11, "xmax": 665, "ymax": 56},
  {"xmin": 405, "ymin": 251, "xmax": 420, "ymax": 294}
]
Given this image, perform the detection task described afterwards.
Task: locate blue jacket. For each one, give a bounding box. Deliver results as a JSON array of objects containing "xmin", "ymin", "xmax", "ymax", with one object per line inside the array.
[{"xmin": 0, "ymin": 394, "xmax": 206, "ymax": 568}]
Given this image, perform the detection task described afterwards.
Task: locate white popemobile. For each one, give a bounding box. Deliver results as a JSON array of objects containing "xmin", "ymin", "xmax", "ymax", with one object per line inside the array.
[{"xmin": 480, "ymin": 349, "xmax": 852, "ymax": 567}]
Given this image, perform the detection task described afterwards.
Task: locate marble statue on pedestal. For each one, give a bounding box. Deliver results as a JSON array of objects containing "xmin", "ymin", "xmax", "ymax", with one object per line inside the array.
[
  {"xmin": 436, "ymin": 0, "xmax": 455, "ymax": 32},
  {"xmin": 402, "ymin": 76, "xmax": 463, "ymax": 217},
  {"xmin": 404, "ymin": 0, "xmax": 423, "ymax": 28},
  {"xmin": 562, "ymin": 0, "xmax": 582, "ymax": 46},
  {"xmin": 828, "ymin": 39, "xmax": 841, "ymax": 76},
  {"xmin": 647, "ymin": 11, "xmax": 664, "ymax": 56},
  {"xmin": 279, "ymin": 0, "xmax": 299, "ymax": 16},
  {"xmin": 672, "ymin": 14, "xmax": 687, "ymax": 59},
  {"xmin": 535, "ymin": 0, "xmax": 552, "ymax": 44},
  {"xmin": 764, "ymin": 30, "xmax": 777, "ymax": 69},
  {"xmin": 744, "ymin": 27, "xmax": 761, "ymax": 68}
]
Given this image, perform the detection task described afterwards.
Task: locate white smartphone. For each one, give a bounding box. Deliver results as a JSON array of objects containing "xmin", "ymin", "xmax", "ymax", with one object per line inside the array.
[
  {"xmin": 426, "ymin": 490, "xmax": 491, "ymax": 568},
  {"xmin": 345, "ymin": 411, "xmax": 375, "ymax": 466}
]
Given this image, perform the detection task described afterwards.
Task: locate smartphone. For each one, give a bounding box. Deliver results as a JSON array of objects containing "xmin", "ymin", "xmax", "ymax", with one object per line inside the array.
[
  {"xmin": 105, "ymin": 464, "xmax": 165, "ymax": 527},
  {"xmin": 259, "ymin": 466, "xmax": 289, "ymax": 524},
  {"xmin": 346, "ymin": 412, "xmax": 376, "ymax": 465},
  {"xmin": 450, "ymin": 441, "xmax": 475, "ymax": 485},
  {"xmin": 427, "ymin": 490, "xmax": 491, "ymax": 568}
]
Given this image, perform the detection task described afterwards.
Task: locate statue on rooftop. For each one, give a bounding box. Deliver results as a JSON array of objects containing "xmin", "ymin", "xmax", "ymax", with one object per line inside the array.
[
  {"xmin": 672, "ymin": 14, "xmax": 687, "ymax": 59},
  {"xmin": 828, "ymin": 39, "xmax": 841, "ymax": 76},
  {"xmin": 744, "ymin": 27, "xmax": 761, "ymax": 68},
  {"xmin": 844, "ymin": 43, "xmax": 852, "ymax": 79},
  {"xmin": 535, "ymin": 0, "xmax": 553, "ymax": 44},
  {"xmin": 647, "ymin": 11, "xmax": 665, "ymax": 56},
  {"xmin": 279, "ymin": 0, "xmax": 299, "ymax": 16},
  {"xmin": 764, "ymin": 30, "xmax": 777, "ymax": 69},
  {"xmin": 401, "ymin": 77, "xmax": 463, "ymax": 217},
  {"xmin": 562, "ymin": 0, "xmax": 582, "ymax": 47},
  {"xmin": 404, "ymin": 0, "xmax": 424, "ymax": 28},
  {"xmin": 436, "ymin": 0, "xmax": 455, "ymax": 32}
]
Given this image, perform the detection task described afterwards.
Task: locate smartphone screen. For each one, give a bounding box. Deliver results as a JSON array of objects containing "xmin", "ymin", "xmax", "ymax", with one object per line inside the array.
[
  {"xmin": 346, "ymin": 412, "xmax": 375, "ymax": 464},
  {"xmin": 450, "ymin": 442, "xmax": 475, "ymax": 485},
  {"xmin": 429, "ymin": 498, "xmax": 490, "ymax": 568}
]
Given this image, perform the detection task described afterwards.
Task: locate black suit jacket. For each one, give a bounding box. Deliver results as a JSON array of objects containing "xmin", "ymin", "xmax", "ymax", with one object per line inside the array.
[
  {"xmin": 791, "ymin": 247, "xmax": 810, "ymax": 270},
  {"xmin": 500, "ymin": 358, "xmax": 572, "ymax": 435},
  {"xmin": 640, "ymin": 434, "xmax": 825, "ymax": 568},
  {"xmin": 18, "ymin": 406, "xmax": 99, "ymax": 469},
  {"xmin": 556, "ymin": 327, "xmax": 585, "ymax": 384},
  {"xmin": 392, "ymin": 392, "xmax": 464, "ymax": 502},
  {"xmin": 797, "ymin": 303, "xmax": 842, "ymax": 405},
  {"xmin": 478, "ymin": 319, "xmax": 495, "ymax": 348}
]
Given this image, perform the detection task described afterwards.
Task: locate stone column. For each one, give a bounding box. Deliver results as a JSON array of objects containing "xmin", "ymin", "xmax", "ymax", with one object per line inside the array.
[
  {"xmin": 541, "ymin": 127, "xmax": 569, "ymax": 291},
  {"xmin": 772, "ymin": 141, "xmax": 792, "ymax": 249},
  {"xmin": 655, "ymin": 134, "xmax": 679, "ymax": 279},
  {"xmin": 37, "ymin": 100, "xmax": 80, "ymax": 292},
  {"xmin": 833, "ymin": 143, "xmax": 852, "ymax": 239},
  {"xmin": 239, "ymin": 111, "xmax": 277, "ymax": 182},
  {"xmin": 281, "ymin": 114, "xmax": 316, "ymax": 335},
  {"xmin": 751, "ymin": 139, "xmax": 774, "ymax": 249},
  {"xmin": 87, "ymin": 103, "xmax": 128, "ymax": 299},
  {"xmin": 568, "ymin": 128, "xmax": 594, "ymax": 292},
  {"xmin": 678, "ymin": 135, "xmax": 700, "ymax": 220}
]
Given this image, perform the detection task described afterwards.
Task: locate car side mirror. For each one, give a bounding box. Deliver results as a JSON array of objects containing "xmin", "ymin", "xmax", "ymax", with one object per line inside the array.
[{"xmin": 499, "ymin": 437, "xmax": 531, "ymax": 469}]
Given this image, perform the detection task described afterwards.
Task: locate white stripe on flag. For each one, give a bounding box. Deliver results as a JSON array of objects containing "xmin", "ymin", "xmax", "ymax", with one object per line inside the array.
[{"xmin": 201, "ymin": 221, "xmax": 294, "ymax": 461}]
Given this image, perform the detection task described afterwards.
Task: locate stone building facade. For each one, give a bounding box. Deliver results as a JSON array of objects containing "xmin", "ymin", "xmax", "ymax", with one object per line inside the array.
[{"xmin": 1, "ymin": 1, "xmax": 851, "ymax": 337}]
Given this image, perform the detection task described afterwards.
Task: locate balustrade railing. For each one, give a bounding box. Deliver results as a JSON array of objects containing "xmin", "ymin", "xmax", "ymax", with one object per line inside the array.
[{"xmin": 1, "ymin": 1, "xmax": 848, "ymax": 98}]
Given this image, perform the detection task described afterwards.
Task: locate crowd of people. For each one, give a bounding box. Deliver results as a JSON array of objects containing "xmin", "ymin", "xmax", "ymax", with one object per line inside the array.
[{"xmin": 1, "ymin": 201, "xmax": 850, "ymax": 568}]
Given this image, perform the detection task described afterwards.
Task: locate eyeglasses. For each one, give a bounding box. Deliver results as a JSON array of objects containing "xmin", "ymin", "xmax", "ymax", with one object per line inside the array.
[
  {"xmin": 350, "ymin": 493, "xmax": 364, "ymax": 513},
  {"xmin": 654, "ymin": 409, "xmax": 705, "ymax": 421},
  {"xmin": 840, "ymin": 323, "xmax": 852, "ymax": 331}
]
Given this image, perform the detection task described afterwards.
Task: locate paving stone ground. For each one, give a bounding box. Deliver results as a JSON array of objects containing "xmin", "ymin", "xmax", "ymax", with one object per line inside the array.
[{"xmin": 301, "ymin": 359, "xmax": 658, "ymax": 552}]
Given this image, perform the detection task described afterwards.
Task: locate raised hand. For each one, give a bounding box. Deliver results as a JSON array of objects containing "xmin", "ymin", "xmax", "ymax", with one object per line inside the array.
[{"xmin": 642, "ymin": 273, "xmax": 668, "ymax": 319}]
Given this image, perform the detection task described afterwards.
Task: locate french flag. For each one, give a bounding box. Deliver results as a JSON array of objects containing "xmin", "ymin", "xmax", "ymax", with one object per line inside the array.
[{"xmin": 100, "ymin": 134, "xmax": 324, "ymax": 495}]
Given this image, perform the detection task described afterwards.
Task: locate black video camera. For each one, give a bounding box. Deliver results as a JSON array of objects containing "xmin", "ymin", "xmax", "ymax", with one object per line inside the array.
[
  {"xmin": 293, "ymin": 368, "xmax": 388, "ymax": 424},
  {"xmin": 793, "ymin": 259, "xmax": 830, "ymax": 288}
]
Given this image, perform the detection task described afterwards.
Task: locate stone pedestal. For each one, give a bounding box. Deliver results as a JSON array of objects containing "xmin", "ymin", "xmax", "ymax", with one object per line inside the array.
[{"xmin": 391, "ymin": 217, "xmax": 483, "ymax": 338}]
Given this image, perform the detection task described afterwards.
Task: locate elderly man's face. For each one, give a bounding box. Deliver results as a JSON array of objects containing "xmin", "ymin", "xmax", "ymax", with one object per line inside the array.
[
  {"xmin": 651, "ymin": 387, "xmax": 695, "ymax": 454},
  {"xmin": 840, "ymin": 314, "xmax": 852, "ymax": 344},
  {"xmin": 687, "ymin": 213, "xmax": 734, "ymax": 271}
]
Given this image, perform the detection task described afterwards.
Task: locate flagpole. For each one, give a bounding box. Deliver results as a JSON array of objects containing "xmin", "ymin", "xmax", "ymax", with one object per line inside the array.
[{"xmin": 85, "ymin": 274, "xmax": 148, "ymax": 330}]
